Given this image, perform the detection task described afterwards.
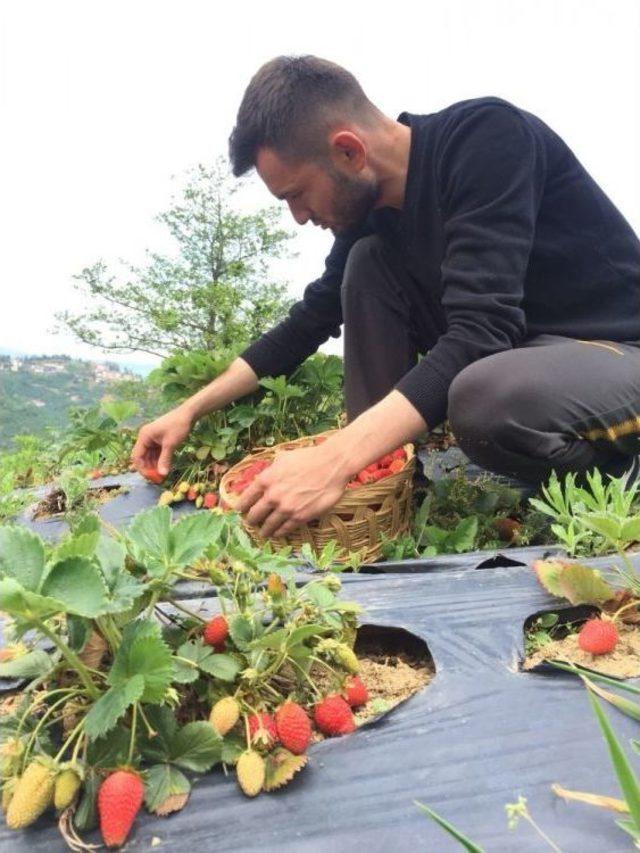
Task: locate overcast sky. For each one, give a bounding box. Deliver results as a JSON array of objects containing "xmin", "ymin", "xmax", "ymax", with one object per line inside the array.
[{"xmin": 1, "ymin": 0, "xmax": 638, "ymax": 368}]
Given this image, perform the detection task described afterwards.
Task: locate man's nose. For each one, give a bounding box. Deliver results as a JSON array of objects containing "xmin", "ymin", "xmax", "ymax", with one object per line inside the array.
[{"xmin": 287, "ymin": 200, "xmax": 311, "ymax": 226}]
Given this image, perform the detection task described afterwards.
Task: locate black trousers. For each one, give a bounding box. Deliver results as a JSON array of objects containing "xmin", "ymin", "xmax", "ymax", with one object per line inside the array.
[{"xmin": 342, "ymin": 235, "xmax": 640, "ymax": 485}]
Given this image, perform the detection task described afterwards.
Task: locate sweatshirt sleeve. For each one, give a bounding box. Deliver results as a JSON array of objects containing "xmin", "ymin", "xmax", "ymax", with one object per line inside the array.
[
  {"xmin": 395, "ymin": 102, "xmax": 546, "ymax": 429},
  {"xmin": 240, "ymin": 224, "xmax": 372, "ymax": 378}
]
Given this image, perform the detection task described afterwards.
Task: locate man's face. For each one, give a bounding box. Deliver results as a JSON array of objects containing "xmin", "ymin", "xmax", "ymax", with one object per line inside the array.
[{"xmin": 256, "ymin": 148, "xmax": 381, "ymax": 237}]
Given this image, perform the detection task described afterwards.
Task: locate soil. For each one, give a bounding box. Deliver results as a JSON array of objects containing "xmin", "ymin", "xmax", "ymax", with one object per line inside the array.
[
  {"xmin": 353, "ymin": 651, "xmax": 433, "ymax": 724},
  {"xmin": 310, "ymin": 645, "xmax": 433, "ymax": 737},
  {"xmin": 32, "ymin": 484, "xmax": 124, "ymax": 520},
  {"xmin": 420, "ymin": 422, "xmax": 457, "ymax": 453},
  {"xmin": 523, "ymin": 622, "xmax": 640, "ymax": 678}
]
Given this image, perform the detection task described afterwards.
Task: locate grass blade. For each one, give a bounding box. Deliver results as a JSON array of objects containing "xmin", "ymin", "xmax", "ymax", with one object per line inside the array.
[
  {"xmin": 550, "ymin": 660, "xmax": 640, "ymax": 696},
  {"xmin": 586, "ymin": 687, "xmax": 640, "ymax": 833},
  {"xmin": 415, "ymin": 801, "xmax": 485, "ymax": 852}
]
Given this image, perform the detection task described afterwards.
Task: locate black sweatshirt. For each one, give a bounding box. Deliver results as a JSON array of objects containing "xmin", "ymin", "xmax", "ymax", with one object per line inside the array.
[{"xmin": 241, "ymin": 97, "xmax": 640, "ymax": 429}]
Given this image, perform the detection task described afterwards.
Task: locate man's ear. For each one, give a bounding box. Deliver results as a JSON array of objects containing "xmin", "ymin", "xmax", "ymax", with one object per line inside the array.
[{"xmin": 329, "ymin": 130, "xmax": 366, "ymax": 171}]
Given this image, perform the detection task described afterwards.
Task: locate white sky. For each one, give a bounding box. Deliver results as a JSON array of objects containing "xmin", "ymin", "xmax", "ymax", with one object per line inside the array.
[{"xmin": 1, "ymin": 0, "xmax": 638, "ymax": 369}]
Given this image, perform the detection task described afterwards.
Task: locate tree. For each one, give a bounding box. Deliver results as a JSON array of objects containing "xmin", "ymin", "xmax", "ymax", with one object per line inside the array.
[{"xmin": 57, "ymin": 158, "xmax": 296, "ymax": 358}]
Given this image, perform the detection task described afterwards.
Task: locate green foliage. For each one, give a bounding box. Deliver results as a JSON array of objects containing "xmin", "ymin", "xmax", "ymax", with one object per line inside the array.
[
  {"xmin": 529, "ymin": 469, "xmax": 640, "ymax": 557},
  {"xmin": 415, "ymin": 802, "xmax": 485, "ymax": 852},
  {"xmin": 58, "ymin": 159, "xmax": 296, "ymax": 357},
  {"xmin": 59, "ymin": 399, "xmax": 140, "ymax": 470}
]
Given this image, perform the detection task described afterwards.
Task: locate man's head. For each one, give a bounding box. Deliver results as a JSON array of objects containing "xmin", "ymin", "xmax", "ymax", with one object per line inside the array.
[{"xmin": 229, "ymin": 56, "xmax": 385, "ymax": 236}]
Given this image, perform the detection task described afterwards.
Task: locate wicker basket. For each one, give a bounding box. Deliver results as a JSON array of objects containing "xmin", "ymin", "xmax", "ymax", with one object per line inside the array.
[{"xmin": 219, "ymin": 432, "xmax": 415, "ymax": 563}]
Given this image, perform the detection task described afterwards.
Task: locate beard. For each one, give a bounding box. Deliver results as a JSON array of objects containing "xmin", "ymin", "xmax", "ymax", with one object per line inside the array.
[{"xmin": 326, "ymin": 166, "xmax": 382, "ymax": 237}]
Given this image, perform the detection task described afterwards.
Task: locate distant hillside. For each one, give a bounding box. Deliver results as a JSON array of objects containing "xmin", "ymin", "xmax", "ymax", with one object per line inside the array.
[{"xmin": 0, "ymin": 354, "xmax": 137, "ymax": 448}]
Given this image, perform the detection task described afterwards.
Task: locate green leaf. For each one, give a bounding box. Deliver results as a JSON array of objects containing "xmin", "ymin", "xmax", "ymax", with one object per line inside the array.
[
  {"xmin": 302, "ymin": 584, "xmax": 335, "ymax": 609},
  {"xmin": 83, "ymin": 675, "xmax": 145, "ymax": 740},
  {"xmin": 620, "ymin": 517, "xmax": 640, "ymax": 544},
  {"xmin": 102, "ymin": 571, "xmax": 147, "ymax": 614},
  {"xmin": 108, "ymin": 620, "xmax": 174, "ymax": 703},
  {"xmin": 415, "ymin": 802, "xmax": 485, "ymax": 852},
  {"xmin": 221, "ymin": 735, "xmax": 244, "ymax": 765},
  {"xmin": 0, "ymin": 526, "xmax": 45, "ymax": 591},
  {"xmin": 0, "ymin": 648, "xmax": 52, "ymax": 679},
  {"xmin": 228, "ymin": 614, "xmax": 254, "ymax": 651},
  {"xmin": 67, "ymin": 615, "xmax": 92, "ymax": 651},
  {"xmin": 288, "ymin": 624, "xmax": 331, "ymax": 647},
  {"xmin": 139, "ymin": 706, "xmax": 178, "ymax": 764},
  {"xmin": 580, "ymin": 513, "xmax": 622, "ymax": 543},
  {"xmin": 86, "ymin": 726, "xmax": 131, "ymax": 767},
  {"xmin": 169, "ymin": 721, "xmax": 222, "ymax": 771},
  {"xmin": 170, "ymin": 512, "xmax": 224, "ymax": 567},
  {"xmin": 127, "ymin": 505, "xmax": 172, "ymax": 574},
  {"xmin": 95, "ymin": 536, "xmax": 127, "ymax": 583},
  {"xmin": 587, "ymin": 688, "xmax": 640, "ymax": 833},
  {"xmin": 40, "ymin": 557, "xmax": 109, "ymax": 618},
  {"xmin": 144, "ymin": 764, "xmax": 190, "ymax": 815},
  {"xmin": 53, "ymin": 531, "xmax": 100, "ymax": 563},
  {"xmin": 0, "ymin": 577, "xmax": 64, "ymax": 620},
  {"xmin": 558, "ymin": 562, "xmax": 615, "ymax": 605},
  {"xmin": 102, "ymin": 399, "xmax": 139, "ymax": 423},
  {"xmin": 198, "ymin": 652, "xmax": 241, "ymax": 682},
  {"xmin": 451, "ymin": 516, "xmax": 479, "ymax": 552}
]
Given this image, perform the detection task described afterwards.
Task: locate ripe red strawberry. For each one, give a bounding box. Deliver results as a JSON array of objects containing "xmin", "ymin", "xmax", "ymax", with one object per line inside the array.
[
  {"xmin": 186, "ymin": 487, "xmax": 198, "ymax": 501},
  {"xmin": 204, "ymin": 615, "xmax": 228, "ymax": 650},
  {"xmin": 391, "ymin": 448, "xmax": 407, "ymax": 460},
  {"xmin": 378, "ymin": 453, "xmax": 394, "ymax": 468},
  {"xmin": 203, "ymin": 492, "xmax": 218, "ymax": 509},
  {"xmin": 356, "ymin": 469, "xmax": 376, "ymax": 484},
  {"xmin": 578, "ymin": 618, "xmax": 619, "ymax": 655},
  {"xmin": 371, "ymin": 468, "xmax": 391, "ymax": 481},
  {"xmin": 363, "ymin": 462, "xmax": 379, "ymax": 474},
  {"xmin": 343, "ymin": 676, "xmax": 369, "ymax": 708},
  {"xmin": 275, "ymin": 702, "xmax": 311, "ymax": 754},
  {"xmin": 141, "ymin": 467, "xmax": 164, "ymax": 485},
  {"xmin": 248, "ymin": 712, "xmax": 278, "ymax": 749},
  {"xmin": 388, "ymin": 458, "xmax": 405, "ymax": 474},
  {"xmin": 314, "ymin": 695, "xmax": 355, "ymax": 736},
  {"xmin": 90, "ymin": 468, "xmax": 104, "ymax": 480},
  {"xmin": 98, "ymin": 769, "xmax": 144, "ymax": 848}
]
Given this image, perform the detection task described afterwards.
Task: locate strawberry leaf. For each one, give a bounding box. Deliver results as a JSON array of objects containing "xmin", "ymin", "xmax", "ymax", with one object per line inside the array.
[
  {"xmin": 86, "ymin": 726, "xmax": 131, "ymax": 767},
  {"xmin": 533, "ymin": 559, "xmax": 567, "ymax": 597},
  {"xmin": 228, "ymin": 614, "xmax": 255, "ymax": 651},
  {"xmin": 83, "ymin": 674, "xmax": 145, "ymax": 740},
  {"xmin": 0, "ymin": 577, "xmax": 64, "ymax": 621},
  {"xmin": 0, "ymin": 649, "xmax": 52, "ymax": 680},
  {"xmin": 197, "ymin": 651, "xmax": 241, "ymax": 682},
  {"xmin": 144, "ymin": 764, "xmax": 190, "ymax": 815},
  {"xmin": 40, "ymin": 557, "xmax": 109, "ymax": 618},
  {"xmin": 52, "ymin": 531, "xmax": 100, "ymax": 563},
  {"xmin": 558, "ymin": 562, "xmax": 615, "ymax": 605},
  {"xmin": 169, "ymin": 512, "xmax": 225, "ymax": 567},
  {"xmin": 107, "ymin": 619, "xmax": 173, "ymax": 703},
  {"xmin": 169, "ymin": 721, "xmax": 222, "ymax": 771},
  {"xmin": 0, "ymin": 526, "xmax": 45, "ymax": 591},
  {"xmin": 139, "ymin": 706, "xmax": 179, "ymax": 763},
  {"xmin": 127, "ymin": 506, "xmax": 172, "ymax": 575},
  {"xmin": 95, "ymin": 536, "xmax": 127, "ymax": 582}
]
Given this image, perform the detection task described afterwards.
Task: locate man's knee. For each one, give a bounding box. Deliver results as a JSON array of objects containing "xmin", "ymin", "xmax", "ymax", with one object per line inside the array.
[
  {"xmin": 448, "ymin": 356, "xmax": 538, "ymax": 445},
  {"xmin": 341, "ymin": 235, "xmax": 389, "ymax": 303}
]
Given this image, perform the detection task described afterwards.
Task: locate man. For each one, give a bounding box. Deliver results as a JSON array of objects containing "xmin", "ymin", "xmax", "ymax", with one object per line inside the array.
[{"xmin": 132, "ymin": 55, "xmax": 640, "ymax": 540}]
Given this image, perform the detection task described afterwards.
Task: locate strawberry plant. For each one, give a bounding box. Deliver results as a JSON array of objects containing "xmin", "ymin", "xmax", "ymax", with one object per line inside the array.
[
  {"xmin": 529, "ymin": 469, "xmax": 640, "ymax": 557},
  {"xmin": 0, "ymin": 503, "xmax": 373, "ymax": 847}
]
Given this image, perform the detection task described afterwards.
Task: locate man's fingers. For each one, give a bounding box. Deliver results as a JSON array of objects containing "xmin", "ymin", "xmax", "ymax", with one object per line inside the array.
[
  {"xmin": 259, "ymin": 510, "xmax": 290, "ymax": 539},
  {"xmin": 237, "ymin": 480, "xmax": 265, "ymax": 515},
  {"xmin": 157, "ymin": 443, "xmax": 175, "ymax": 477},
  {"xmin": 245, "ymin": 493, "xmax": 278, "ymax": 527},
  {"xmin": 271, "ymin": 518, "xmax": 303, "ymax": 539}
]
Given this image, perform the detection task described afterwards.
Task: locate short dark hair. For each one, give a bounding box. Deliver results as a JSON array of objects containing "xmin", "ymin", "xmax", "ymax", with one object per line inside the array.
[{"xmin": 229, "ymin": 55, "xmax": 380, "ymax": 177}]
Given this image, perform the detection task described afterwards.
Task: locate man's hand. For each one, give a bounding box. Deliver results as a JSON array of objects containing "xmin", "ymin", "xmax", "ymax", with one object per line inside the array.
[
  {"xmin": 237, "ymin": 444, "xmax": 351, "ymax": 539},
  {"xmin": 131, "ymin": 407, "xmax": 194, "ymax": 477}
]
